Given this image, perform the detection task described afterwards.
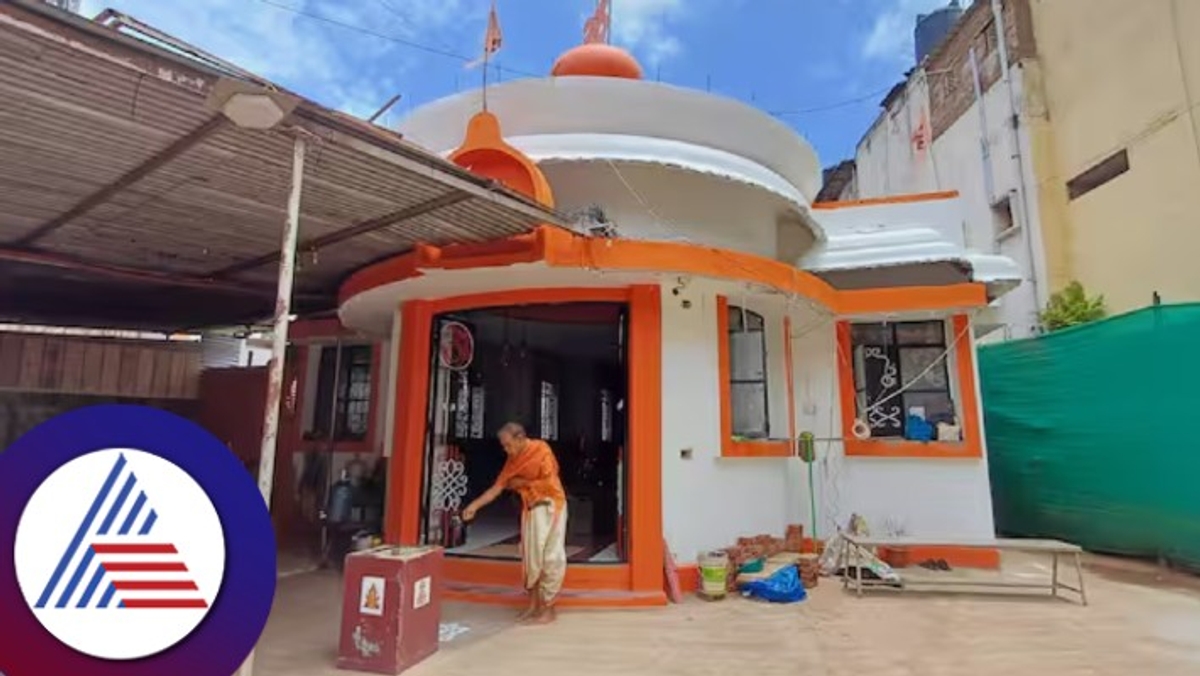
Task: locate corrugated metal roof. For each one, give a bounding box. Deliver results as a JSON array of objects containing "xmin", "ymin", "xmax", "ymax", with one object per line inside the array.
[{"xmin": 0, "ymin": 0, "xmax": 568, "ymax": 330}]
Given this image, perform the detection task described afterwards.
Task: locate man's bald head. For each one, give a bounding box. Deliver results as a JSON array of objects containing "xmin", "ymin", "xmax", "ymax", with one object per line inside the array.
[{"xmin": 497, "ymin": 422, "xmax": 528, "ymax": 455}]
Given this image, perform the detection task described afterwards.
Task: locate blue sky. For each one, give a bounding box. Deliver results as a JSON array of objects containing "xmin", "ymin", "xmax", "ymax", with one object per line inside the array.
[{"xmin": 77, "ymin": 0, "xmax": 956, "ymax": 166}]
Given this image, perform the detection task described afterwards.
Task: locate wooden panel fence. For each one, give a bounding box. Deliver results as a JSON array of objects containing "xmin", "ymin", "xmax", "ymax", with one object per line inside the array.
[{"xmin": 0, "ymin": 332, "xmax": 201, "ymax": 399}]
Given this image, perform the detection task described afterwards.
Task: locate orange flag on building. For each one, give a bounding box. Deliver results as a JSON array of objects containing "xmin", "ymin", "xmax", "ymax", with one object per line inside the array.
[
  {"xmin": 465, "ymin": 1, "xmax": 503, "ymax": 69},
  {"xmin": 584, "ymin": 0, "xmax": 611, "ymax": 44}
]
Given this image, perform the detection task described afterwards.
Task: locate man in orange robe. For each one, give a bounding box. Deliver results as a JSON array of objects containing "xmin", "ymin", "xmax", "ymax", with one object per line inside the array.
[{"xmin": 462, "ymin": 422, "xmax": 568, "ymax": 623}]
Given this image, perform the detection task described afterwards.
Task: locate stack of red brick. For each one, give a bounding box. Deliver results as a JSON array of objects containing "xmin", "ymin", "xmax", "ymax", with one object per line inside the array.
[
  {"xmin": 719, "ymin": 525, "xmax": 808, "ymax": 591},
  {"xmin": 784, "ymin": 524, "xmax": 805, "ymax": 553}
]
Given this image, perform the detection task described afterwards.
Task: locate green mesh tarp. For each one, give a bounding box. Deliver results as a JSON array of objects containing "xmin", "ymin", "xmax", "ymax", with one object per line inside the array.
[{"xmin": 979, "ymin": 304, "xmax": 1200, "ymax": 572}]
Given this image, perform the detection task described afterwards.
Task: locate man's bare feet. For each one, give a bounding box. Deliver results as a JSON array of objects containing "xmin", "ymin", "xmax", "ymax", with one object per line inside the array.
[
  {"xmin": 516, "ymin": 599, "xmax": 540, "ymax": 621},
  {"xmin": 528, "ymin": 605, "xmax": 557, "ymax": 625}
]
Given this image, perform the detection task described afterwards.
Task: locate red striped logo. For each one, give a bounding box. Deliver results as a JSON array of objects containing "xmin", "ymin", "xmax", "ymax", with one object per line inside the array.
[{"xmin": 91, "ymin": 543, "xmax": 207, "ymax": 609}]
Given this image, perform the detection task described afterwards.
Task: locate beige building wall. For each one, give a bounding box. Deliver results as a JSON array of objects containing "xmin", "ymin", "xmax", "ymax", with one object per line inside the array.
[{"xmin": 1031, "ymin": 0, "xmax": 1200, "ymax": 312}]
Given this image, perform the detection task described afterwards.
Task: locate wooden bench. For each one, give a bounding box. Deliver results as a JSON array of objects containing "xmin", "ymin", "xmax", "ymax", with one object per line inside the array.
[{"xmin": 838, "ymin": 535, "xmax": 1088, "ymax": 605}]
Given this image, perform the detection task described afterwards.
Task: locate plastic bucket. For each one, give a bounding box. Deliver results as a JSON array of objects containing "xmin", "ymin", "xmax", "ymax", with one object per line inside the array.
[{"xmin": 698, "ymin": 550, "xmax": 729, "ymax": 598}]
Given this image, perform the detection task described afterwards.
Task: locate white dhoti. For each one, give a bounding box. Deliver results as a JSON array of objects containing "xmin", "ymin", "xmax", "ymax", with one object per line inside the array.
[{"xmin": 521, "ymin": 501, "xmax": 568, "ymax": 605}]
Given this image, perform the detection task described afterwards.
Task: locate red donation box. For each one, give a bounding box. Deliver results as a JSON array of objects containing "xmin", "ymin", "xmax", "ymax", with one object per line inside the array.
[{"xmin": 337, "ymin": 545, "xmax": 444, "ymax": 674}]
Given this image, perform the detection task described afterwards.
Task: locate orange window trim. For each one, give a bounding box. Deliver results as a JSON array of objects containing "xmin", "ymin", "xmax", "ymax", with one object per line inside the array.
[
  {"xmin": 716, "ymin": 295, "xmax": 792, "ymax": 459},
  {"xmin": 835, "ymin": 315, "xmax": 983, "ymax": 459}
]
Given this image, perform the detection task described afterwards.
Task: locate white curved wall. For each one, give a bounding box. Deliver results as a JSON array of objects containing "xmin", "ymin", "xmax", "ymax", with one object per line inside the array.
[
  {"xmin": 539, "ymin": 161, "xmax": 788, "ymax": 259},
  {"xmin": 396, "ymin": 77, "xmax": 825, "ymax": 258},
  {"xmin": 398, "ymin": 77, "xmax": 822, "ymax": 201}
]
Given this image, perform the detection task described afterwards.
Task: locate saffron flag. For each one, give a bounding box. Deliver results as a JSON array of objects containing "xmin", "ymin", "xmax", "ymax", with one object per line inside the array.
[
  {"xmin": 465, "ymin": 2, "xmax": 502, "ymax": 69},
  {"xmin": 583, "ymin": 0, "xmax": 611, "ymax": 44}
]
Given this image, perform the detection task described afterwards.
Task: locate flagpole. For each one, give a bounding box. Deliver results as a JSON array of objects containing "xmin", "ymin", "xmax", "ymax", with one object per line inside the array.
[{"xmin": 482, "ymin": 49, "xmax": 489, "ymax": 111}]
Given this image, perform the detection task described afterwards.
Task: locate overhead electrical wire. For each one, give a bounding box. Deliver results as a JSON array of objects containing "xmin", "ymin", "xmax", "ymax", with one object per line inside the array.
[
  {"xmin": 767, "ymin": 86, "xmax": 894, "ymax": 117},
  {"xmin": 249, "ymin": 0, "xmax": 895, "ymax": 118}
]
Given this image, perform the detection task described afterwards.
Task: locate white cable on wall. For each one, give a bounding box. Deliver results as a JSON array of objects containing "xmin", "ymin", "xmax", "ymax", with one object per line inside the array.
[{"xmin": 602, "ymin": 159, "xmax": 837, "ymax": 322}]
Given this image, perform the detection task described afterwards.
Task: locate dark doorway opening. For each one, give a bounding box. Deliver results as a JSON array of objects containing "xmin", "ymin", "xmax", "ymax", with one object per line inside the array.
[{"xmin": 420, "ymin": 302, "xmax": 628, "ymax": 563}]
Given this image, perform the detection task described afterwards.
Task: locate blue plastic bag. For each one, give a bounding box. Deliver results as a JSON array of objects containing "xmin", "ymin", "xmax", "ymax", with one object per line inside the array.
[
  {"xmin": 741, "ymin": 565, "xmax": 807, "ymax": 603},
  {"xmin": 904, "ymin": 414, "xmax": 934, "ymax": 441}
]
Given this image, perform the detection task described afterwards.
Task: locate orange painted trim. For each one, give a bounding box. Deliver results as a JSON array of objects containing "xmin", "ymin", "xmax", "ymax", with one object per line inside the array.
[
  {"xmin": 812, "ymin": 190, "xmax": 960, "ymax": 210},
  {"xmin": 839, "ymin": 283, "xmax": 988, "ymax": 316},
  {"xmin": 627, "ymin": 285, "xmax": 664, "ymax": 594},
  {"xmin": 386, "ymin": 300, "xmax": 433, "ymax": 544},
  {"xmin": 716, "ymin": 295, "xmax": 793, "ymax": 459},
  {"xmin": 843, "ymin": 440, "xmax": 981, "ymax": 458},
  {"xmin": 950, "ymin": 314, "xmax": 983, "ymax": 452},
  {"xmin": 444, "ymin": 558, "xmax": 632, "ymax": 590},
  {"xmin": 339, "ymin": 226, "xmax": 840, "ymax": 310},
  {"xmin": 716, "ymin": 296, "xmax": 733, "ymax": 448},
  {"xmin": 890, "ymin": 546, "xmax": 1001, "ymax": 570},
  {"xmin": 836, "ymin": 316, "xmax": 983, "ymax": 459}
]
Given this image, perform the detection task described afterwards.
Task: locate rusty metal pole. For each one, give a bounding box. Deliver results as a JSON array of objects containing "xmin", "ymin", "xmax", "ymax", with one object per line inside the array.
[{"xmin": 238, "ymin": 134, "xmax": 306, "ymax": 676}]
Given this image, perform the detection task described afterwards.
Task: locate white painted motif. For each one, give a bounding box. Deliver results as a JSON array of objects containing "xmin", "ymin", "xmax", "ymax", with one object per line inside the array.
[{"xmin": 429, "ymin": 460, "xmax": 469, "ymax": 512}]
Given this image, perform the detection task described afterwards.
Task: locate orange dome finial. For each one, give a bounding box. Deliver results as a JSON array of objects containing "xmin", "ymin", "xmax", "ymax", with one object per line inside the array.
[
  {"xmin": 552, "ymin": 0, "xmax": 643, "ymax": 79},
  {"xmin": 552, "ymin": 43, "xmax": 643, "ymax": 79}
]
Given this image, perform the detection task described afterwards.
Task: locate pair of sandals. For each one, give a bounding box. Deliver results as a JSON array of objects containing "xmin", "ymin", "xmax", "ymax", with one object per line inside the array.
[{"xmin": 918, "ymin": 558, "xmax": 952, "ymax": 571}]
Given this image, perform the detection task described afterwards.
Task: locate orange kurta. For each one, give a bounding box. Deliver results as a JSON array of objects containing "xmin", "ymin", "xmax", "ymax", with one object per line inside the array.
[{"xmin": 493, "ymin": 439, "xmax": 566, "ymax": 510}]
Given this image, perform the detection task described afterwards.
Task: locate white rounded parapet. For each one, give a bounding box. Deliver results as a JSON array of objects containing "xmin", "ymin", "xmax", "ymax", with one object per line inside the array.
[{"xmin": 398, "ymin": 77, "xmax": 823, "ymax": 208}]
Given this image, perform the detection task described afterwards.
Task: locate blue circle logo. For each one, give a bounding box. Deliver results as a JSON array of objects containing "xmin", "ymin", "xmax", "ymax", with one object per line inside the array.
[{"xmin": 0, "ymin": 405, "xmax": 276, "ymax": 675}]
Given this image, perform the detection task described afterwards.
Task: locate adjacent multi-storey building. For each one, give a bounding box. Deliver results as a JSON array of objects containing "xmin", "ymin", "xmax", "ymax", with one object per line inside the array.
[{"xmin": 838, "ymin": 0, "xmax": 1200, "ymax": 339}]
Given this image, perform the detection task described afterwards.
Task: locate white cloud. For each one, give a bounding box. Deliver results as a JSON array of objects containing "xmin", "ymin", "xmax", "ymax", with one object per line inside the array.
[
  {"xmin": 77, "ymin": 0, "xmax": 478, "ymax": 116},
  {"xmin": 610, "ymin": 0, "xmax": 686, "ymax": 67},
  {"xmin": 861, "ymin": 0, "xmax": 974, "ymax": 63}
]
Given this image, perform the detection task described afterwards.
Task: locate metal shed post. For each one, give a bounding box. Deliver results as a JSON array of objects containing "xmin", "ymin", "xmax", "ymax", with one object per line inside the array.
[{"xmin": 237, "ymin": 134, "xmax": 306, "ymax": 676}]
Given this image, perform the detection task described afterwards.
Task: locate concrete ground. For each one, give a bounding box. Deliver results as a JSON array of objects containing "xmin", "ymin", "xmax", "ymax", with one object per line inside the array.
[{"xmin": 254, "ymin": 552, "xmax": 1200, "ymax": 676}]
